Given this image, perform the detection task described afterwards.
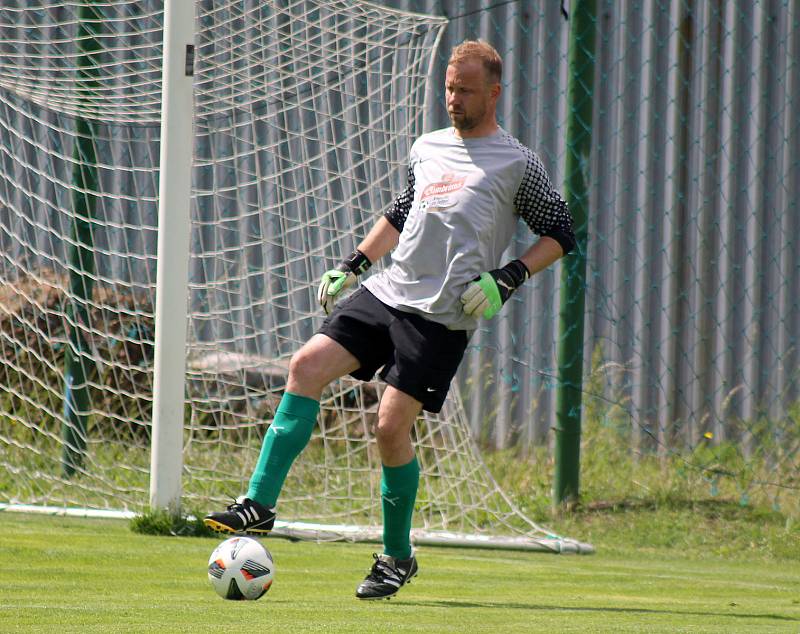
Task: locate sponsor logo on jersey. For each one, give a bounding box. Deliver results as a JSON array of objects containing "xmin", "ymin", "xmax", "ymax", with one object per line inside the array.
[
  {"xmin": 421, "ymin": 173, "xmax": 466, "ymax": 199},
  {"xmin": 420, "ymin": 173, "xmax": 465, "ymax": 211}
]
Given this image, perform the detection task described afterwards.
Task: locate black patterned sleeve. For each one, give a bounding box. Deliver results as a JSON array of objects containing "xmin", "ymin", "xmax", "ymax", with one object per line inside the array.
[
  {"xmin": 515, "ymin": 147, "xmax": 576, "ymax": 255},
  {"xmin": 384, "ymin": 163, "xmax": 415, "ymax": 232}
]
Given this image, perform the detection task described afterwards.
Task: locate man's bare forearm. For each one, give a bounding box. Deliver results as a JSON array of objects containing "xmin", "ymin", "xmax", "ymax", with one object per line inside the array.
[
  {"xmin": 518, "ymin": 236, "xmax": 564, "ymax": 276},
  {"xmin": 355, "ymin": 217, "xmax": 401, "ymax": 264}
]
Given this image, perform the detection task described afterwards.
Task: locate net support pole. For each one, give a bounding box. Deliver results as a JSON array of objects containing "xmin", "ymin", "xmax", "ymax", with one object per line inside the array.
[
  {"xmin": 554, "ymin": 0, "xmax": 597, "ymax": 508},
  {"xmin": 61, "ymin": 0, "xmax": 101, "ymax": 478},
  {"xmin": 149, "ymin": 0, "xmax": 195, "ymax": 514}
]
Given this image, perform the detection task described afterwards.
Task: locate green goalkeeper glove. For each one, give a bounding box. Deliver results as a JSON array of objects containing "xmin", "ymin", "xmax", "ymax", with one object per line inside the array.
[
  {"xmin": 317, "ymin": 250, "xmax": 372, "ymax": 315},
  {"xmin": 460, "ymin": 259, "xmax": 530, "ymax": 320}
]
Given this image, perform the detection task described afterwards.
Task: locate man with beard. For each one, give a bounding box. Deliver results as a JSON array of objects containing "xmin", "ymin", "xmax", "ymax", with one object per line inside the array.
[{"xmin": 204, "ymin": 39, "xmax": 575, "ymax": 600}]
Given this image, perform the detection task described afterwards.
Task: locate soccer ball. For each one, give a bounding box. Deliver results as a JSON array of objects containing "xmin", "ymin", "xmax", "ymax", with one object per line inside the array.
[{"xmin": 207, "ymin": 536, "xmax": 275, "ymax": 600}]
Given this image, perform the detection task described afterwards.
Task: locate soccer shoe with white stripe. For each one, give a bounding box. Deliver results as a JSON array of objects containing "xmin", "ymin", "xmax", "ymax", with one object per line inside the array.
[
  {"xmin": 355, "ymin": 553, "xmax": 418, "ymax": 600},
  {"xmin": 203, "ymin": 496, "xmax": 276, "ymax": 535}
]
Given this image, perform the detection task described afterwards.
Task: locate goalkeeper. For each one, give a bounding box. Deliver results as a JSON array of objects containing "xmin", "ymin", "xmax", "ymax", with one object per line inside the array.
[{"xmin": 204, "ymin": 39, "xmax": 575, "ymax": 600}]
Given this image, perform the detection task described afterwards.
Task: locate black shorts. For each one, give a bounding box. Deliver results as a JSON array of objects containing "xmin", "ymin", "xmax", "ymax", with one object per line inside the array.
[{"xmin": 317, "ymin": 287, "xmax": 469, "ymax": 413}]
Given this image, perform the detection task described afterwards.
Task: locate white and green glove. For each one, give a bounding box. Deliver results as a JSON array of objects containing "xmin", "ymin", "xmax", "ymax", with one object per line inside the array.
[
  {"xmin": 460, "ymin": 259, "xmax": 530, "ymax": 320},
  {"xmin": 317, "ymin": 249, "xmax": 372, "ymax": 315}
]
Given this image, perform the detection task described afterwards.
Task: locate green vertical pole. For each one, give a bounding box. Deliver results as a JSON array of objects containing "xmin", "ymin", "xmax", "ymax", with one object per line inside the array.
[
  {"xmin": 62, "ymin": 1, "xmax": 101, "ymax": 477},
  {"xmin": 553, "ymin": 0, "xmax": 597, "ymax": 508}
]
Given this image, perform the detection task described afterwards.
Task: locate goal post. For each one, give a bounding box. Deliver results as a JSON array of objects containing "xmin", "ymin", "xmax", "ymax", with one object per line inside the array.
[
  {"xmin": 149, "ymin": 0, "xmax": 196, "ymax": 514},
  {"xmin": 0, "ymin": 1, "xmax": 593, "ymax": 554}
]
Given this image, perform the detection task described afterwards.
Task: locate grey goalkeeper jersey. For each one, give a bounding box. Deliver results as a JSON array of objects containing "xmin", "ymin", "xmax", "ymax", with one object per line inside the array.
[{"xmin": 362, "ymin": 126, "xmax": 574, "ymax": 331}]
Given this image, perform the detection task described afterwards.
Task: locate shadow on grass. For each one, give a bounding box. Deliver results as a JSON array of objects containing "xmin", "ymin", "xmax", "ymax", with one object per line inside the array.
[{"xmin": 402, "ymin": 600, "xmax": 799, "ymax": 622}]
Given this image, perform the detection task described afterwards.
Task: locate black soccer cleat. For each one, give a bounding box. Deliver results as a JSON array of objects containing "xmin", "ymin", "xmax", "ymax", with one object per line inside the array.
[
  {"xmin": 203, "ymin": 496, "xmax": 276, "ymax": 535},
  {"xmin": 355, "ymin": 553, "xmax": 418, "ymax": 600}
]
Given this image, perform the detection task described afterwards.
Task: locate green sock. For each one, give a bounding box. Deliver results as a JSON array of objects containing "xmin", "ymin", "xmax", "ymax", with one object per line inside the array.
[
  {"xmin": 246, "ymin": 392, "xmax": 320, "ymax": 508},
  {"xmin": 381, "ymin": 457, "xmax": 419, "ymax": 561}
]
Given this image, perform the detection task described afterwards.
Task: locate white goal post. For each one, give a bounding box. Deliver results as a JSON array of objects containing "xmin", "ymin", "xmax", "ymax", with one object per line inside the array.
[
  {"xmin": 0, "ymin": 0, "xmax": 592, "ymax": 554},
  {"xmin": 149, "ymin": 0, "xmax": 196, "ymax": 515}
]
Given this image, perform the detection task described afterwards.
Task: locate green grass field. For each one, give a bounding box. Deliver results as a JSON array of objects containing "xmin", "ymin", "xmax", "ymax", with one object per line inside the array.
[{"xmin": 2, "ymin": 511, "xmax": 798, "ymax": 633}]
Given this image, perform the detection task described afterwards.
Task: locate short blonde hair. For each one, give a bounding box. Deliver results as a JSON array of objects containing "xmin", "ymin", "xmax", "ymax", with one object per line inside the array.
[{"xmin": 448, "ymin": 40, "xmax": 502, "ymax": 84}]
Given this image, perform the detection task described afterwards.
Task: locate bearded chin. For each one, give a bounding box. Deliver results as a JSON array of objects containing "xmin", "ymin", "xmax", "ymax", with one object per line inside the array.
[
  {"xmin": 450, "ymin": 105, "xmax": 486, "ymax": 132},
  {"xmin": 450, "ymin": 113, "xmax": 476, "ymax": 131}
]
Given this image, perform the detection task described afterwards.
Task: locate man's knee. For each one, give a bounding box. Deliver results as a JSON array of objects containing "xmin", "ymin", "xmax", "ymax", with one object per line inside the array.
[
  {"xmin": 375, "ymin": 418, "xmax": 405, "ymax": 447},
  {"xmin": 288, "ymin": 345, "xmax": 313, "ymax": 382},
  {"xmin": 287, "ymin": 344, "xmax": 328, "ymax": 392},
  {"xmin": 287, "ymin": 335, "xmax": 360, "ymax": 397}
]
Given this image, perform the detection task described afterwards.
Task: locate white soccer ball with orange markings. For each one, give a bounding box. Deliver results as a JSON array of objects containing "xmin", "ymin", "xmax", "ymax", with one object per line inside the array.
[{"xmin": 207, "ymin": 536, "xmax": 275, "ymax": 600}]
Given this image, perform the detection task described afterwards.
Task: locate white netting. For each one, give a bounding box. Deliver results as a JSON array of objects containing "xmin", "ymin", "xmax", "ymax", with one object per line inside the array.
[{"xmin": 0, "ymin": 0, "xmax": 590, "ymax": 552}]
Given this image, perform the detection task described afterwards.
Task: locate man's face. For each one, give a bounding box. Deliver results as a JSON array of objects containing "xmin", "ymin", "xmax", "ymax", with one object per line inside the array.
[{"xmin": 445, "ymin": 60, "xmax": 498, "ymax": 133}]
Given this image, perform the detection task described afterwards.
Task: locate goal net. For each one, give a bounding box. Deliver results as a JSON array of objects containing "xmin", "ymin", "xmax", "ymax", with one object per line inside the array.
[{"xmin": 0, "ymin": 0, "xmax": 591, "ymax": 553}]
